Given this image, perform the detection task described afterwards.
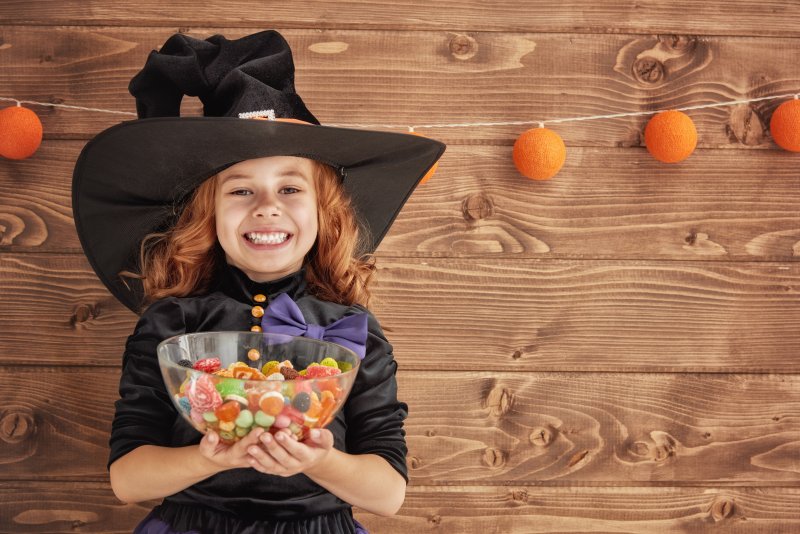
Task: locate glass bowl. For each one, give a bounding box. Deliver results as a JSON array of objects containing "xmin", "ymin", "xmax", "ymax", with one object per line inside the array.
[{"xmin": 158, "ymin": 332, "xmax": 360, "ymax": 443}]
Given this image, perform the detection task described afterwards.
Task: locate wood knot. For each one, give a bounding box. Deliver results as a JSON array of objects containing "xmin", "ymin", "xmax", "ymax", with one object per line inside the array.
[
  {"xmin": 449, "ymin": 34, "xmax": 478, "ymax": 60},
  {"xmin": 461, "ymin": 193, "xmax": 494, "ymax": 221},
  {"xmin": 178, "ymin": 27, "xmax": 191, "ymax": 34},
  {"xmin": 632, "ymin": 57, "xmax": 665, "ymax": 84},
  {"xmin": 511, "ymin": 489, "xmax": 528, "ymax": 503},
  {"xmin": 710, "ymin": 497, "xmax": 735, "ymax": 522},
  {"xmin": 70, "ymin": 303, "xmax": 98, "ymax": 327},
  {"xmin": 482, "ymin": 447, "xmax": 505, "ymax": 468},
  {"xmin": 486, "ymin": 386, "xmax": 514, "ymax": 416},
  {"xmin": 511, "ymin": 350, "xmax": 523, "ymax": 360},
  {"xmin": 659, "ymin": 34, "xmax": 698, "ymax": 53},
  {"xmin": 630, "ymin": 441, "xmax": 650, "ymax": 456},
  {"xmin": 408, "ymin": 456, "xmax": 423, "ymax": 469},
  {"xmin": 428, "ymin": 514, "xmax": 442, "ymax": 526},
  {"xmin": 726, "ymin": 105, "xmax": 765, "ymax": 146},
  {"xmin": 529, "ymin": 426, "xmax": 554, "ymax": 447},
  {"xmin": 1, "ymin": 408, "xmax": 35, "ymax": 443},
  {"xmin": 426, "ymin": 429, "xmax": 437, "ymax": 437}
]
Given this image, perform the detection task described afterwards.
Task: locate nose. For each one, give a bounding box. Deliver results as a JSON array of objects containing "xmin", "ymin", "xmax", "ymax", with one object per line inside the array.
[{"xmin": 252, "ymin": 192, "xmax": 281, "ymax": 217}]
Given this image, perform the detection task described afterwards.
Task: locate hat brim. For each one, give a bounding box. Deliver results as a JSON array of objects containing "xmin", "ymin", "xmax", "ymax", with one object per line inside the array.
[{"xmin": 72, "ymin": 117, "xmax": 445, "ymax": 313}]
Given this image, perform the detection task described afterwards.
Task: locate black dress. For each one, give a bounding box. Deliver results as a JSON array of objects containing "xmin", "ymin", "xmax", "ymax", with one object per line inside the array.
[{"xmin": 109, "ymin": 264, "xmax": 409, "ymax": 534}]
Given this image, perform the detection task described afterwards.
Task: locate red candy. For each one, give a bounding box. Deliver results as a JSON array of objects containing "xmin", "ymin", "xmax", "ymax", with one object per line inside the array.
[
  {"xmin": 304, "ymin": 365, "xmax": 341, "ymax": 379},
  {"xmin": 193, "ymin": 357, "xmax": 221, "ymax": 374}
]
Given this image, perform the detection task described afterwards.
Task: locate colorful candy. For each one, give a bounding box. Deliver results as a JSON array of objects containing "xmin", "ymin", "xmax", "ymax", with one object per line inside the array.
[
  {"xmin": 193, "ymin": 357, "xmax": 221, "ymax": 374},
  {"xmin": 174, "ymin": 356, "xmax": 353, "ymax": 444}
]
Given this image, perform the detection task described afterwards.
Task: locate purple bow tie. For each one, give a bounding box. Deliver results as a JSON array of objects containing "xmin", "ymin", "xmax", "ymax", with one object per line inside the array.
[{"xmin": 261, "ymin": 293, "xmax": 368, "ymax": 359}]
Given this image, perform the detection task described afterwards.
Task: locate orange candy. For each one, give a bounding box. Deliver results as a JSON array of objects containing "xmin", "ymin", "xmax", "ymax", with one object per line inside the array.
[
  {"xmin": 512, "ymin": 127, "xmax": 566, "ymax": 180},
  {"xmin": 644, "ymin": 110, "xmax": 697, "ymax": 163},
  {"xmin": 769, "ymin": 99, "xmax": 800, "ymax": 152},
  {"xmin": 259, "ymin": 391, "xmax": 285, "ymax": 416},
  {"xmin": 214, "ymin": 400, "xmax": 241, "ymax": 422},
  {"xmin": 0, "ymin": 106, "xmax": 43, "ymax": 160}
]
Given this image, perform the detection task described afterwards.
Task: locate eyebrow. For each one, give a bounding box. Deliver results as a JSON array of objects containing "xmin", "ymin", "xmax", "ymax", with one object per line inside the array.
[{"xmin": 220, "ymin": 167, "xmax": 310, "ymax": 184}]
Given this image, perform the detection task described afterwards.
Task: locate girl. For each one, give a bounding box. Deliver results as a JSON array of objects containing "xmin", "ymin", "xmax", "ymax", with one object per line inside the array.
[{"xmin": 72, "ymin": 30, "xmax": 444, "ymax": 534}]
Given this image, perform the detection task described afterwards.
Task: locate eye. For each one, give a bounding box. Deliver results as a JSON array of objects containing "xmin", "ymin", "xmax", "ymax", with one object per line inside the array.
[
  {"xmin": 230, "ymin": 189, "xmax": 252, "ymax": 196},
  {"xmin": 280, "ymin": 186, "xmax": 301, "ymax": 194}
]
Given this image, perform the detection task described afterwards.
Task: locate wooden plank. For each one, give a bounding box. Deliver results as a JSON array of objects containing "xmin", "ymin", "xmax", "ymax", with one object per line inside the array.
[
  {"xmin": 4, "ymin": 142, "xmax": 800, "ymax": 260},
  {"xmin": 1, "ymin": 27, "xmax": 798, "ymax": 144},
  {"xmin": 0, "ymin": 367, "xmax": 797, "ymax": 485},
  {"xmin": 1, "ymin": 482, "xmax": 798, "ymax": 533},
  {"xmin": 1, "ymin": 254, "xmax": 799, "ymax": 371},
  {"xmin": 2, "ymin": 2, "xmax": 800, "ymax": 36}
]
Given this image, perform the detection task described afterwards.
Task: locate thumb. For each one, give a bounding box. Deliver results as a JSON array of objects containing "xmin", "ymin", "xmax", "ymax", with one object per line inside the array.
[
  {"xmin": 200, "ymin": 430, "xmax": 218, "ymax": 452},
  {"xmin": 308, "ymin": 428, "xmax": 334, "ymax": 449}
]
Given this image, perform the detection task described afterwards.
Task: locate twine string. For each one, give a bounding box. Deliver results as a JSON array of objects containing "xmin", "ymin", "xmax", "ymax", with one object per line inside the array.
[{"xmin": 1, "ymin": 93, "xmax": 797, "ymax": 130}]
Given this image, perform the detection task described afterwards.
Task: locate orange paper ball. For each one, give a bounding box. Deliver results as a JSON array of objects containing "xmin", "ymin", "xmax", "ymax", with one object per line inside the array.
[
  {"xmin": 644, "ymin": 110, "xmax": 697, "ymax": 163},
  {"xmin": 512, "ymin": 127, "xmax": 566, "ymax": 180},
  {"xmin": 0, "ymin": 106, "xmax": 43, "ymax": 160},
  {"xmin": 409, "ymin": 131, "xmax": 439, "ymax": 184},
  {"xmin": 769, "ymin": 98, "xmax": 800, "ymax": 152}
]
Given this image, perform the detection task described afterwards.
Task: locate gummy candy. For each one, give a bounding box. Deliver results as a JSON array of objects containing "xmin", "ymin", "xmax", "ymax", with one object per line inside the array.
[
  {"xmin": 193, "ymin": 357, "xmax": 221, "ymax": 373},
  {"xmin": 215, "ymin": 400, "xmax": 241, "ymax": 422}
]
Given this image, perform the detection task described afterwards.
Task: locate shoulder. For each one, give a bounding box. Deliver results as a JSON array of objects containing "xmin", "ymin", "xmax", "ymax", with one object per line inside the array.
[{"xmin": 126, "ymin": 296, "xmax": 190, "ymax": 354}]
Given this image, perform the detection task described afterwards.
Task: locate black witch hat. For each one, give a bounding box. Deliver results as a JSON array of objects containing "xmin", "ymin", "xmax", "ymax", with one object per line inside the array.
[{"xmin": 72, "ymin": 30, "xmax": 445, "ymax": 313}]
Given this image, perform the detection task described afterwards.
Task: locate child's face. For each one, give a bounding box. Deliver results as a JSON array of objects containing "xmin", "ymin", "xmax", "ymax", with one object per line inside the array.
[{"xmin": 215, "ymin": 156, "xmax": 318, "ymax": 282}]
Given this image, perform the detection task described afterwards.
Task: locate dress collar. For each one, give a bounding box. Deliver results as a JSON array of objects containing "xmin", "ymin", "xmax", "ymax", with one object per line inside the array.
[{"xmin": 215, "ymin": 263, "xmax": 308, "ymax": 303}]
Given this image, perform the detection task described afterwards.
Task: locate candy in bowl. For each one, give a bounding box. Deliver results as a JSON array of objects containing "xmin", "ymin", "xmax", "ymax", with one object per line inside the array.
[{"xmin": 158, "ymin": 332, "xmax": 360, "ymax": 443}]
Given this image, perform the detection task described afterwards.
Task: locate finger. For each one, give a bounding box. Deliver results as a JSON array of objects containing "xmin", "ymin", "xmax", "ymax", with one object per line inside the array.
[
  {"xmin": 198, "ymin": 430, "xmax": 220, "ymax": 455},
  {"xmin": 233, "ymin": 427, "xmax": 265, "ymax": 451},
  {"xmin": 260, "ymin": 431, "xmax": 297, "ymax": 468},
  {"xmin": 246, "ymin": 439, "xmax": 281, "ymax": 473},
  {"xmin": 275, "ymin": 430, "xmax": 313, "ymax": 463},
  {"xmin": 306, "ymin": 428, "xmax": 334, "ymax": 449}
]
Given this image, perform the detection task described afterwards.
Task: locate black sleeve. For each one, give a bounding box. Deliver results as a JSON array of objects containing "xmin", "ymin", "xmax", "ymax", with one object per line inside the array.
[
  {"xmin": 107, "ymin": 297, "xmax": 187, "ymax": 469},
  {"xmin": 343, "ymin": 306, "xmax": 409, "ymax": 483}
]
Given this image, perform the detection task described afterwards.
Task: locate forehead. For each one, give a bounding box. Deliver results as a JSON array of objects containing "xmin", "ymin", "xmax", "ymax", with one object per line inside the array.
[{"xmin": 219, "ymin": 156, "xmax": 314, "ymax": 182}]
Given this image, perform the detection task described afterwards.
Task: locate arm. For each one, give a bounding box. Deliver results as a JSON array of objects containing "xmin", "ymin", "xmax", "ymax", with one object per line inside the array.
[
  {"xmin": 110, "ymin": 427, "xmax": 268, "ymax": 504},
  {"xmin": 246, "ymin": 428, "xmax": 405, "ymax": 516}
]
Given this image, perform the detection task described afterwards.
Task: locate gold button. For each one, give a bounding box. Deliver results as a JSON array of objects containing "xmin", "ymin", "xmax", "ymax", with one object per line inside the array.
[
  {"xmin": 251, "ymin": 305, "xmax": 264, "ymax": 318},
  {"xmin": 254, "ymin": 294, "xmax": 267, "ymax": 303},
  {"xmin": 250, "ymin": 325, "xmax": 263, "ymax": 332},
  {"xmin": 247, "ymin": 349, "xmax": 261, "ymax": 361}
]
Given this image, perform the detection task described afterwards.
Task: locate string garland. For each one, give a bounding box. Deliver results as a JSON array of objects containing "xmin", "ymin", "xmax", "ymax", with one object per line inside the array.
[{"xmin": 1, "ymin": 93, "xmax": 798, "ymax": 179}]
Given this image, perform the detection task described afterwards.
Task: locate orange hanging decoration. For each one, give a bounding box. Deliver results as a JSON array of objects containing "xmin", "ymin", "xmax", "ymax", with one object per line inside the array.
[
  {"xmin": 513, "ymin": 127, "xmax": 566, "ymax": 180},
  {"xmin": 644, "ymin": 110, "xmax": 697, "ymax": 163},
  {"xmin": 769, "ymin": 98, "xmax": 800, "ymax": 152},
  {"xmin": 0, "ymin": 105, "xmax": 43, "ymax": 160}
]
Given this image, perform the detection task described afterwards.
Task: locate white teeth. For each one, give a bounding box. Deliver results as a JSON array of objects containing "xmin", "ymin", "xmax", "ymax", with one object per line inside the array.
[{"xmin": 245, "ymin": 232, "xmax": 289, "ymax": 245}]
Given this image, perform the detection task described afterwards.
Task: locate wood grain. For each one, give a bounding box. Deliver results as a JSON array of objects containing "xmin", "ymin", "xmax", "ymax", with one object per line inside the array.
[
  {"xmin": 1, "ymin": 254, "xmax": 798, "ymax": 371},
  {"xmin": 1, "ymin": 482, "xmax": 798, "ymax": 533},
  {"xmin": 3, "ymin": 2, "xmax": 800, "ymax": 36},
  {"xmin": 1, "ymin": 367, "xmax": 797, "ymax": 485},
  {"xmin": 0, "ymin": 27, "xmax": 798, "ymax": 144},
  {"xmin": 3, "ymin": 142, "xmax": 800, "ymax": 260}
]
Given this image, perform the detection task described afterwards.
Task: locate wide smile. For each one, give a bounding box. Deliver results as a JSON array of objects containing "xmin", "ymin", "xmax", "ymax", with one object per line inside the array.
[{"xmin": 243, "ymin": 231, "xmax": 292, "ymax": 247}]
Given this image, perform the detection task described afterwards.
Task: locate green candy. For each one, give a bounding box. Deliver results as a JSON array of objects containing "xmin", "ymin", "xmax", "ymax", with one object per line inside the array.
[
  {"xmin": 202, "ymin": 412, "xmax": 218, "ymax": 423},
  {"xmin": 337, "ymin": 361, "xmax": 353, "ymax": 372},
  {"xmin": 235, "ymin": 409, "xmax": 254, "ymax": 428},
  {"xmin": 320, "ymin": 357, "xmax": 338, "ymax": 368},
  {"xmin": 255, "ymin": 411, "xmax": 275, "ymax": 428},
  {"xmin": 235, "ymin": 426, "xmax": 251, "ymax": 437},
  {"xmin": 215, "ymin": 378, "xmax": 246, "ymax": 398},
  {"xmin": 219, "ymin": 430, "xmax": 235, "ymax": 441}
]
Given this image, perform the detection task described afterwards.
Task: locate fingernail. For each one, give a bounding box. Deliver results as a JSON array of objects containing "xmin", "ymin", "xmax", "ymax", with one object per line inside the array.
[
  {"xmin": 310, "ymin": 429, "xmax": 320, "ymax": 439},
  {"xmin": 276, "ymin": 432, "xmax": 285, "ymax": 440}
]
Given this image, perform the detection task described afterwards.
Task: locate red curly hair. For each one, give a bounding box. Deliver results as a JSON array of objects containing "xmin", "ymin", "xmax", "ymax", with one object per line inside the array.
[{"xmin": 126, "ymin": 160, "xmax": 376, "ymax": 309}]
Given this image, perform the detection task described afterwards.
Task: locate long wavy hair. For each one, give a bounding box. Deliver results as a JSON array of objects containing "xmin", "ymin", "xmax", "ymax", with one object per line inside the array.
[{"xmin": 125, "ymin": 160, "xmax": 376, "ymax": 309}]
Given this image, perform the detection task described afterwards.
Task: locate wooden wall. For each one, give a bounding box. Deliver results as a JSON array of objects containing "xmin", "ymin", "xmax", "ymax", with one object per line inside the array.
[{"xmin": 1, "ymin": 2, "xmax": 799, "ymax": 532}]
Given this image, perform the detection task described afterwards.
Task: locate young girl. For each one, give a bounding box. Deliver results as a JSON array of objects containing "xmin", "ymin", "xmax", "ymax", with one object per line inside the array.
[{"xmin": 71, "ymin": 30, "xmax": 444, "ymax": 534}]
